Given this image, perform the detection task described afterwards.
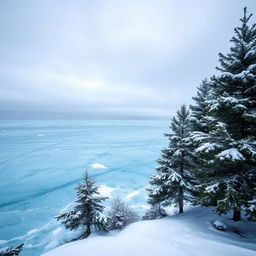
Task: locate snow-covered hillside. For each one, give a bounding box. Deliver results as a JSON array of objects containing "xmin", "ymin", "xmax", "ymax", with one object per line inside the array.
[{"xmin": 43, "ymin": 207, "xmax": 256, "ymax": 256}]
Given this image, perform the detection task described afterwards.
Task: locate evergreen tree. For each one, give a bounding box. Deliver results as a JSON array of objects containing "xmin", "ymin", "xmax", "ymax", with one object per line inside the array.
[
  {"xmin": 190, "ymin": 79, "xmax": 220, "ymax": 206},
  {"xmin": 192, "ymin": 8, "xmax": 256, "ymax": 221},
  {"xmin": 148, "ymin": 105, "xmax": 196, "ymax": 213},
  {"xmin": 56, "ymin": 171, "xmax": 108, "ymax": 239},
  {"xmin": 108, "ymin": 198, "xmax": 139, "ymax": 230},
  {"xmin": 0, "ymin": 243, "xmax": 23, "ymax": 256},
  {"xmin": 190, "ymin": 79, "xmax": 213, "ymax": 133}
]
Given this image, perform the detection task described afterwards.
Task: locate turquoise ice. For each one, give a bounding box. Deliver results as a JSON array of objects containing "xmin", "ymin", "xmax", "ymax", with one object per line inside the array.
[{"xmin": 0, "ymin": 120, "xmax": 168, "ymax": 256}]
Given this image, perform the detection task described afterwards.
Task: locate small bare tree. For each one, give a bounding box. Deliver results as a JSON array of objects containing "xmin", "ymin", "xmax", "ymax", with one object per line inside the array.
[{"xmin": 108, "ymin": 198, "xmax": 139, "ymax": 230}]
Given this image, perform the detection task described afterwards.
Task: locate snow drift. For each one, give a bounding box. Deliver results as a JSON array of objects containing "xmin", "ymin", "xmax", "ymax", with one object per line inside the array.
[{"xmin": 43, "ymin": 207, "xmax": 256, "ymax": 256}]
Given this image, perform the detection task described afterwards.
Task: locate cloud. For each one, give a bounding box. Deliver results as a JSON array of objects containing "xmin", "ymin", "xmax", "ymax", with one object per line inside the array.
[{"xmin": 0, "ymin": 0, "xmax": 256, "ymax": 118}]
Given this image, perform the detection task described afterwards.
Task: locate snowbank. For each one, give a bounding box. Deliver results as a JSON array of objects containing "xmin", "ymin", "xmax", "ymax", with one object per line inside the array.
[{"xmin": 43, "ymin": 207, "xmax": 256, "ymax": 256}]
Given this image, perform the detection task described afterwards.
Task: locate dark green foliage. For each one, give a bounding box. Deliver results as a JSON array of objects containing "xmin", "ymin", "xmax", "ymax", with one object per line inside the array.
[
  {"xmin": 148, "ymin": 105, "xmax": 196, "ymax": 214},
  {"xmin": 191, "ymin": 7, "xmax": 256, "ymax": 221},
  {"xmin": 190, "ymin": 79, "xmax": 213, "ymax": 133},
  {"xmin": 0, "ymin": 243, "xmax": 23, "ymax": 256},
  {"xmin": 190, "ymin": 79, "xmax": 219, "ymax": 207},
  {"xmin": 56, "ymin": 171, "xmax": 108, "ymax": 239}
]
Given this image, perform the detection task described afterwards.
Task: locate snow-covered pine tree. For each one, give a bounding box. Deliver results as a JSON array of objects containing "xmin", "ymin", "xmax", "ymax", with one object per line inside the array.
[
  {"xmin": 190, "ymin": 79, "xmax": 213, "ymax": 133},
  {"xmin": 0, "ymin": 243, "xmax": 23, "ymax": 256},
  {"xmin": 189, "ymin": 79, "xmax": 220, "ymax": 206},
  {"xmin": 193, "ymin": 8, "xmax": 256, "ymax": 221},
  {"xmin": 147, "ymin": 105, "xmax": 196, "ymax": 214},
  {"xmin": 108, "ymin": 198, "xmax": 138, "ymax": 230},
  {"xmin": 56, "ymin": 171, "xmax": 108, "ymax": 239}
]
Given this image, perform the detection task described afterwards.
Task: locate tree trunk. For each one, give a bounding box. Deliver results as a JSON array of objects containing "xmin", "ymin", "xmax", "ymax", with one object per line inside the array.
[
  {"xmin": 179, "ymin": 159, "xmax": 184, "ymax": 214},
  {"xmin": 84, "ymin": 224, "xmax": 91, "ymax": 238},
  {"xmin": 211, "ymin": 196, "xmax": 217, "ymax": 207},
  {"xmin": 158, "ymin": 203, "xmax": 161, "ymax": 216},
  {"xmin": 178, "ymin": 186, "xmax": 184, "ymax": 214},
  {"xmin": 232, "ymin": 209, "xmax": 241, "ymax": 222}
]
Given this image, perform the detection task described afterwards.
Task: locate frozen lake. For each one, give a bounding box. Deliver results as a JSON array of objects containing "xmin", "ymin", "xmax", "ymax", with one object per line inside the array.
[{"xmin": 0, "ymin": 120, "xmax": 168, "ymax": 255}]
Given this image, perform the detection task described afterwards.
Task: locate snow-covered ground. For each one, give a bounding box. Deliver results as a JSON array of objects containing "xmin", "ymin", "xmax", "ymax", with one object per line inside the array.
[
  {"xmin": 43, "ymin": 206, "xmax": 256, "ymax": 256},
  {"xmin": 0, "ymin": 120, "xmax": 168, "ymax": 256}
]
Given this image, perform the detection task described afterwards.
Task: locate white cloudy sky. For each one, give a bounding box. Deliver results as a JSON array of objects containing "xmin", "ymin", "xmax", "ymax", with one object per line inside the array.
[{"xmin": 0, "ymin": 0, "xmax": 255, "ymax": 119}]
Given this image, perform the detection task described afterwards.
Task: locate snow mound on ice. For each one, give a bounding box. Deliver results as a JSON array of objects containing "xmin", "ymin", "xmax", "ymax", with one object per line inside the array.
[
  {"xmin": 90, "ymin": 163, "xmax": 107, "ymax": 169},
  {"xmin": 98, "ymin": 185, "xmax": 116, "ymax": 197}
]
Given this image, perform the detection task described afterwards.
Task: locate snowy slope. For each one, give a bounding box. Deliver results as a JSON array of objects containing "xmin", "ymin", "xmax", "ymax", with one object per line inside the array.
[{"xmin": 43, "ymin": 207, "xmax": 256, "ymax": 256}]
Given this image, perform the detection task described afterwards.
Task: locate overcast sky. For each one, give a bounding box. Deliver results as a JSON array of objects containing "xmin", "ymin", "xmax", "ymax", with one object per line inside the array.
[{"xmin": 0, "ymin": 0, "xmax": 256, "ymax": 119}]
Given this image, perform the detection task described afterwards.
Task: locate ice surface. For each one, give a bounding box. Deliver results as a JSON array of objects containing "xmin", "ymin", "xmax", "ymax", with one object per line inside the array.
[
  {"xmin": 43, "ymin": 206, "xmax": 256, "ymax": 256},
  {"xmin": 125, "ymin": 190, "xmax": 141, "ymax": 201},
  {"xmin": 0, "ymin": 120, "xmax": 168, "ymax": 256}
]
